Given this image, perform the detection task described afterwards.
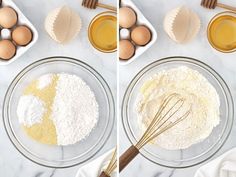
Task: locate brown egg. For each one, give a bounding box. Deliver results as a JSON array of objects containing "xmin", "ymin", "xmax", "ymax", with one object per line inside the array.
[
  {"xmin": 119, "ymin": 40, "xmax": 135, "ymax": 60},
  {"xmin": 12, "ymin": 26, "xmax": 33, "ymax": 46},
  {"xmin": 0, "ymin": 7, "xmax": 18, "ymax": 28},
  {"xmin": 0, "ymin": 40, "xmax": 16, "ymax": 60},
  {"xmin": 119, "ymin": 7, "xmax": 136, "ymax": 28},
  {"xmin": 131, "ymin": 26, "xmax": 151, "ymax": 46}
]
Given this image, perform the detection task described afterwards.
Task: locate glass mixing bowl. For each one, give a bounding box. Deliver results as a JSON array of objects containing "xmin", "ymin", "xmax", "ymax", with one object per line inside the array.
[
  {"xmin": 122, "ymin": 56, "xmax": 234, "ymax": 168},
  {"xmin": 3, "ymin": 56, "xmax": 115, "ymax": 168}
]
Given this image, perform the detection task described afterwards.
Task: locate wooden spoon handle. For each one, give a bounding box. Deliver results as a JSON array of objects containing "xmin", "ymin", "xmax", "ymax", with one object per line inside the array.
[
  {"xmin": 99, "ymin": 171, "xmax": 110, "ymax": 177},
  {"xmin": 97, "ymin": 2, "xmax": 117, "ymax": 11},
  {"xmin": 217, "ymin": 3, "xmax": 236, "ymax": 12},
  {"xmin": 119, "ymin": 145, "xmax": 139, "ymax": 172}
]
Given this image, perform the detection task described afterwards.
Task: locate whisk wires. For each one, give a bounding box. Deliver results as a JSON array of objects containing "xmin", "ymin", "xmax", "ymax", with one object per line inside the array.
[
  {"xmin": 136, "ymin": 93, "xmax": 191, "ymax": 150},
  {"xmin": 104, "ymin": 148, "xmax": 117, "ymax": 176}
]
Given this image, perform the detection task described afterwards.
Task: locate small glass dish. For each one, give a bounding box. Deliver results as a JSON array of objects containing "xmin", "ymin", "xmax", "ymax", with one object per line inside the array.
[
  {"xmin": 207, "ymin": 11, "xmax": 236, "ymax": 53},
  {"xmin": 122, "ymin": 56, "xmax": 234, "ymax": 168},
  {"xmin": 3, "ymin": 56, "xmax": 115, "ymax": 168},
  {"xmin": 88, "ymin": 11, "xmax": 117, "ymax": 53}
]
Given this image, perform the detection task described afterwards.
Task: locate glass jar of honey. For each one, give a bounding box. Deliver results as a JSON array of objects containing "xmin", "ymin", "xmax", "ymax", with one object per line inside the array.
[
  {"xmin": 88, "ymin": 11, "xmax": 117, "ymax": 53},
  {"xmin": 207, "ymin": 11, "xmax": 236, "ymax": 53}
]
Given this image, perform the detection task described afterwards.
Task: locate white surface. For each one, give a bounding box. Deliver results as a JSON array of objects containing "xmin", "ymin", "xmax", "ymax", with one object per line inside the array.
[
  {"xmin": 194, "ymin": 148, "xmax": 236, "ymax": 177},
  {"xmin": 76, "ymin": 148, "xmax": 116, "ymax": 177},
  {"xmin": 119, "ymin": 0, "xmax": 236, "ymax": 176},
  {"xmin": 1, "ymin": 29, "xmax": 11, "ymax": 39},
  {"xmin": 119, "ymin": 0, "xmax": 157, "ymax": 65},
  {"xmin": 0, "ymin": 0, "xmax": 38, "ymax": 65},
  {"xmin": 0, "ymin": 0, "xmax": 116, "ymax": 176}
]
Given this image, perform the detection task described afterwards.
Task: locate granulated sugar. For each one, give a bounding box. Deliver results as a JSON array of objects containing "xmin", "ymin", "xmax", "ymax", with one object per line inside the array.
[{"xmin": 136, "ymin": 66, "xmax": 220, "ymax": 150}]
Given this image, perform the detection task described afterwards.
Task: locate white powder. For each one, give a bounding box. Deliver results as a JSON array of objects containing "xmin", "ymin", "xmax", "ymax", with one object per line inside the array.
[
  {"xmin": 51, "ymin": 73, "xmax": 99, "ymax": 146},
  {"xmin": 17, "ymin": 95, "xmax": 45, "ymax": 127},
  {"xmin": 37, "ymin": 74, "xmax": 53, "ymax": 89},
  {"xmin": 136, "ymin": 66, "xmax": 220, "ymax": 150}
]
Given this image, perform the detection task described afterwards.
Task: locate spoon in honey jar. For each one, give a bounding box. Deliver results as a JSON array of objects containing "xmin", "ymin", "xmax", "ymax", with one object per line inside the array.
[
  {"xmin": 82, "ymin": 0, "xmax": 117, "ymax": 11},
  {"xmin": 201, "ymin": 0, "xmax": 236, "ymax": 12}
]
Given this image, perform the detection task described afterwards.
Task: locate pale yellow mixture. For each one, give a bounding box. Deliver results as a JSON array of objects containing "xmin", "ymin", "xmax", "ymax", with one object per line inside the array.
[{"xmin": 23, "ymin": 75, "xmax": 58, "ymax": 145}]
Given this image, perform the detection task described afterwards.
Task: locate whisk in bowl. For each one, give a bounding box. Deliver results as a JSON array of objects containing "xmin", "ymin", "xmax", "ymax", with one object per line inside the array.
[
  {"xmin": 99, "ymin": 148, "xmax": 117, "ymax": 177},
  {"xmin": 119, "ymin": 93, "xmax": 192, "ymax": 172}
]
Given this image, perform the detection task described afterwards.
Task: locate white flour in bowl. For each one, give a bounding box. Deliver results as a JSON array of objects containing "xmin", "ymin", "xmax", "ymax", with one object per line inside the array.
[
  {"xmin": 51, "ymin": 74, "xmax": 99, "ymax": 145},
  {"xmin": 17, "ymin": 73, "xmax": 99, "ymax": 146},
  {"xmin": 136, "ymin": 66, "xmax": 220, "ymax": 150}
]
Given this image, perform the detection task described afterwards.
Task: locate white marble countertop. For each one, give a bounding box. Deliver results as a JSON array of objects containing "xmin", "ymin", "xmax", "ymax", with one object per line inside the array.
[
  {"xmin": 0, "ymin": 0, "xmax": 117, "ymax": 176},
  {"xmin": 119, "ymin": 0, "xmax": 236, "ymax": 177}
]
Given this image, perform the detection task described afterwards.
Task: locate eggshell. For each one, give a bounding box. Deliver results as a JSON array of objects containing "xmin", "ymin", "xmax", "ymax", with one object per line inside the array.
[
  {"xmin": 119, "ymin": 40, "xmax": 135, "ymax": 60},
  {"xmin": 45, "ymin": 5, "xmax": 82, "ymax": 44},
  {"xmin": 164, "ymin": 6, "xmax": 201, "ymax": 43},
  {"xmin": 119, "ymin": 7, "xmax": 136, "ymax": 28},
  {"xmin": 12, "ymin": 26, "xmax": 33, "ymax": 46},
  {"xmin": 0, "ymin": 7, "xmax": 18, "ymax": 28},
  {"xmin": 0, "ymin": 40, "xmax": 16, "ymax": 60},
  {"xmin": 131, "ymin": 25, "xmax": 151, "ymax": 46}
]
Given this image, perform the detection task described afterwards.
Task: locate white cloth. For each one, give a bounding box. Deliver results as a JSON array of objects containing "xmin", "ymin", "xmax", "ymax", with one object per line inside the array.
[
  {"xmin": 195, "ymin": 148, "xmax": 236, "ymax": 177},
  {"xmin": 76, "ymin": 148, "xmax": 117, "ymax": 177}
]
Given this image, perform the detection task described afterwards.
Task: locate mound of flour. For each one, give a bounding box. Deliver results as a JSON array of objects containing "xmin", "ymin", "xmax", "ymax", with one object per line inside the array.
[{"xmin": 51, "ymin": 74, "xmax": 99, "ymax": 145}]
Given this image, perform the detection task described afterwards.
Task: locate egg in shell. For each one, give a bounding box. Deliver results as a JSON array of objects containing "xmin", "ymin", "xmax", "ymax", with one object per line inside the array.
[
  {"xmin": 12, "ymin": 26, "xmax": 33, "ymax": 46},
  {"xmin": 0, "ymin": 7, "xmax": 18, "ymax": 28},
  {"xmin": 119, "ymin": 40, "xmax": 135, "ymax": 60},
  {"xmin": 119, "ymin": 7, "xmax": 136, "ymax": 28},
  {"xmin": 131, "ymin": 25, "xmax": 151, "ymax": 46},
  {"xmin": 0, "ymin": 40, "xmax": 16, "ymax": 60}
]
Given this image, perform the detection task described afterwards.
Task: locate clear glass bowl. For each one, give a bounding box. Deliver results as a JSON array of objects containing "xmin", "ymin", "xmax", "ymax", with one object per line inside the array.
[
  {"xmin": 3, "ymin": 56, "xmax": 115, "ymax": 168},
  {"xmin": 122, "ymin": 56, "xmax": 234, "ymax": 168}
]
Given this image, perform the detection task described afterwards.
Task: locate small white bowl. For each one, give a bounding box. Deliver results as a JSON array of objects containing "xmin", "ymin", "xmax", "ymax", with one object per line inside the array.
[
  {"xmin": 119, "ymin": 0, "xmax": 157, "ymax": 66},
  {"xmin": 0, "ymin": 0, "xmax": 38, "ymax": 65}
]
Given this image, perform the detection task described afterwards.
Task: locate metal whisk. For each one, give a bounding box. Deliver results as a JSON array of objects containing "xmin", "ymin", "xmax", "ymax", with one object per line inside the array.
[
  {"xmin": 99, "ymin": 148, "xmax": 117, "ymax": 177},
  {"xmin": 119, "ymin": 93, "xmax": 192, "ymax": 172}
]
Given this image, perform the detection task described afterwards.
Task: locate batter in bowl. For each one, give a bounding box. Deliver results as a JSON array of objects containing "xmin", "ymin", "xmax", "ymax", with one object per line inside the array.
[{"xmin": 136, "ymin": 66, "xmax": 220, "ymax": 150}]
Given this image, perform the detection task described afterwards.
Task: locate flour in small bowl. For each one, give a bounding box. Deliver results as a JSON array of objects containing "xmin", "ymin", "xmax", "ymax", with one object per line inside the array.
[{"xmin": 136, "ymin": 66, "xmax": 220, "ymax": 150}]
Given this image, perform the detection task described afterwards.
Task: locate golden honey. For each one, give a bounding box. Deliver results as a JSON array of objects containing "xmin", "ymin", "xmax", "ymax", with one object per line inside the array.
[
  {"xmin": 208, "ymin": 12, "xmax": 236, "ymax": 52},
  {"xmin": 89, "ymin": 12, "xmax": 117, "ymax": 53}
]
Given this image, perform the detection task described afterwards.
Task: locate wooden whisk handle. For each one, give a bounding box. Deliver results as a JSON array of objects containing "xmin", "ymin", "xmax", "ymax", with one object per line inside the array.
[
  {"xmin": 99, "ymin": 171, "xmax": 110, "ymax": 177},
  {"xmin": 217, "ymin": 3, "xmax": 236, "ymax": 12},
  {"xmin": 119, "ymin": 145, "xmax": 139, "ymax": 172},
  {"xmin": 97, "ymin": 2, "xmax": 117, "ymax": 11}
]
